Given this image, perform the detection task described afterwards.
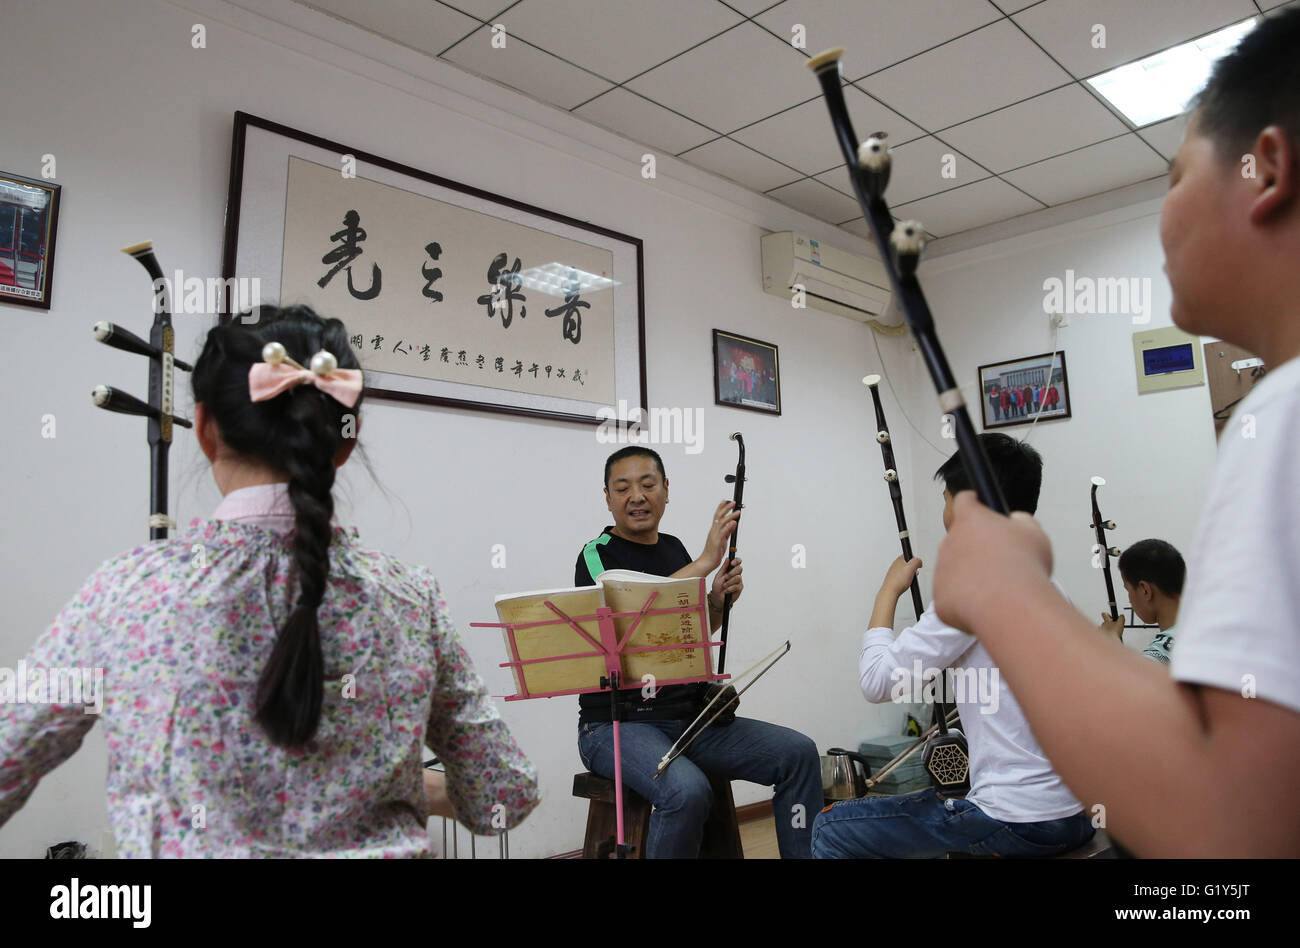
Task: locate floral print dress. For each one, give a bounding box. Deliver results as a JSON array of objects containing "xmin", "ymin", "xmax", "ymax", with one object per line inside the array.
[{"xmin": 0, "ymin": 484, "xmax": 539, "ymax": 857}]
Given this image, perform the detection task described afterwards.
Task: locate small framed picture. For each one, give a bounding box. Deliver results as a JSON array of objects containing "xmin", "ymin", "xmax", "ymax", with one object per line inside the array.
[
  {"xmin": 713, "ymin": 329, "xmax": 780, "ymax": 415},
  {"xmin": 0, "ymin": 171, "xmax": 61, "ymax": 310},
  {"xmin": 977, "ymin": 351, "xmax": 1071, "ymax": 429}
]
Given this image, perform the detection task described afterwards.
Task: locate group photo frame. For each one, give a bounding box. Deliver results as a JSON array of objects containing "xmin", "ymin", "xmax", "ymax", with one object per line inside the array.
[{"xmin": 977, "ymin": 351, "xmax": 1071, "ymax": 429}]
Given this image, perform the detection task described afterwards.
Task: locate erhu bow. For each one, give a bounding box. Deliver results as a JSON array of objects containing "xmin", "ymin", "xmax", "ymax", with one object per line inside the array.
[
  {"xmin": 808, "ymin": 50, "xmax": 981, "ymax": 793},
  {"xmin": 92, "ymin": 242, "xmax": 191, "ymax": 540},
  {"xmin": 1090, "ymin": 475, "xmax": 1122, "ymax": 622},
  {"xmin": 863, "ymin": 375, "xmax": 924, "ymax": 621}
]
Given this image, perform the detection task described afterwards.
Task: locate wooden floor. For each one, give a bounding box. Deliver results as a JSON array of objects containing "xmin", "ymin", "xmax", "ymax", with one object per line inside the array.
[{"xmin": 739, "ymin": 814, "xmax": 781, "ymax": 859}]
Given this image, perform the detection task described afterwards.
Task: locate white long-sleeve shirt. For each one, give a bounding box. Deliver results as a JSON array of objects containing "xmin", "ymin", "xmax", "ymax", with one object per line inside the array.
[{"xmin": 859, "ymin": 589, "xmax": 1083, "ymax": 823}]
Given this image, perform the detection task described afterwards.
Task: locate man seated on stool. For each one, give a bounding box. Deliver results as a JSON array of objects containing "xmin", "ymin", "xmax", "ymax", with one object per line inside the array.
[
  {"xmin": 813, "ymin": 435, "xmax": 1094, "ymax": 858},
  {"xmin": 574, "ymin": 446, "xmax": 822, "ymax": 858}
]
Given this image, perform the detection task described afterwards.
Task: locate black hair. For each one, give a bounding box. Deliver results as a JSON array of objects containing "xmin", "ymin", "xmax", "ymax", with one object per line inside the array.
[
  {"xmin": 603, "ymin": 446, "xmax": 666, "ymax": 488},
  {"xmin": 934, "ymin": 433, "xmax": 1043, "ymax": 515},
  {"xmin": 191, "ymin": 304, "xmax": 363, "ymax": 748},
  {"xmin": 1118, "ymin": 539, "xmax": 1186, "ymax": 598},
  {"xmin": 1192, "ymin": 7, "xmax": 1300, "ymax": 161}
]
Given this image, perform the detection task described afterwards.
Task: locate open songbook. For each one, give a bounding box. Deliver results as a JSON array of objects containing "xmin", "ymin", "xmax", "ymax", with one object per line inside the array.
[{"xmin": 482, "ymin": 570, "xmax": 722, "ymax": 700}]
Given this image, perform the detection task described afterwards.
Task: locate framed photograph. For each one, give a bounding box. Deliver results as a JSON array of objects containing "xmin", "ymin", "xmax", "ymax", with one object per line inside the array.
[
  {"xmin": 978, "ymin": 351, "xmax": 1071, "ymax": 429},
  {"xmin": 713, "ymin": 329, "xmax": 781, "ymax": 416},
  {"xmin": 0, "ymin": 171, "xmax": 61, "ymax": 310},
  {"xmin": 221, "ymin": 112, "xmax": 646, "ymax": 426}
]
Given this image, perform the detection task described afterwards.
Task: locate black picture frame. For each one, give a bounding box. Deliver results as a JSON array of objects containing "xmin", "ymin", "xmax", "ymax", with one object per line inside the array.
[
  {"xmin": 713, "ymin": 329, "xmax": 781, "ymax": 416},
  {"xmin": 977, "ymin": 351, "xmax": 1071, "ymax": 429},
  {"xmin": 0, "ymin": 171, "xmax": 61, "ymax": 310},
  {"xmin": 220, "ymin": 112, "xmax": 646, "ymax": 427}
]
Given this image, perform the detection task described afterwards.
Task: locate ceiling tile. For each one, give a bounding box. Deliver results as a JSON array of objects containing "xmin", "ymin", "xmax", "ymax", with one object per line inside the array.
[
  {"xmin": 940, "ymin": 85, "xmax": 1128, "ymax": 173},
  {"xmin": 679, "ymin": 137, "xmax": 803, "ymax": 192},
  {"xmin": 991, "ymin": 0, "xmax": 1039, "ymax": 12},
  {"xmin": 861, "ymin": 20, "xmax": 1072, "ymax": 131},
  {"xmin": 1013, "ymin": 0, "xmax": 1259, "ymax": 78},
  {"xmin": 438, "ymin": 0, "xmax": 514, "ymax": 21},
  {"xmin": 303, "ymin": 0, "xmax": 481, "ymax": 53},
  {"xmin": 1137, "ymin": 113, "xmax": 1189, "ymax": 161},
  {"xmin": 724, "ymin": 0, "xmax": 789, "ymax": 15},
  {"xmin": 442, "ymin": 25, "xmax": 615, "ymax": 110},
  {"xmin": 817, "ymin": 135, "xmax": 991, "ymax": 205},
  {"xmin": 766, "ymin": 178, "xmax": 864, "ymax": 224},
  {"xmin": 574, "ymin": 88, "xmax": 718, "ymax": 153},
  {"xmin": 731, "ymin": 89, "xmax": 923, "ymax": 175},
  {"xmin": 892, "ymin": 177, "xmax": 1043, "ymax": 237},
  {"xmin": 837, "ymin": 217, "xmax": 873, "ymax": 239},
  {"xmin": 1002, "ymin": 134, "xmax": 1168, "ymax": 205},
  {"xmin": 754, "ymin": 0, "xmax": 1000, "ymax": 80},
  {"xmin": 502, "ymin": 0, "xmax": 743, "ymax": 84},
  {"xmin": 625, "ymin": 23, "xmax": 810, "ymax": 133}
]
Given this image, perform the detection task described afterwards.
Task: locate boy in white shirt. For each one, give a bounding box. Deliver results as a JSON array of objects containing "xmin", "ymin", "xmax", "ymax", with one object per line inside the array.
[
  {"xmin": 813, "ymin": 434, "xmax": 1093, "ymax": 858},
  {"xmin": 933, "ymin": 8, "xmax": 1300, "ymax": 856},
  {"xmin": 1098, "ymin": 539, "xmax": 1183, "ymax": 664}
]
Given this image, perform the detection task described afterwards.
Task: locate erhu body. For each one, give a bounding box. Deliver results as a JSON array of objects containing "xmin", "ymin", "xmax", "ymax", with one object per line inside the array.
[
  {"xmin": 92, "ymin": 242, "xmax": 191, "ymax": 539},
  {"xmin": 1090, "ymin": 476, "xmax": 1123, "ymax": 621}
]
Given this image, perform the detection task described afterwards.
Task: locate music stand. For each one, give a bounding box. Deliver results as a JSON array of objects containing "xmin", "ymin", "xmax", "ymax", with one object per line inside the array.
[{"xmin": 472, "ymin": 576, "xmax": 726, "ymax": 858}]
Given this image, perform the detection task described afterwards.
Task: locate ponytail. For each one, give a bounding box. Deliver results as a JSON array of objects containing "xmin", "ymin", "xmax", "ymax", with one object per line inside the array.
[{"xmin": 191, "ymin": 306, "xmax": 363, "ymax": 747}]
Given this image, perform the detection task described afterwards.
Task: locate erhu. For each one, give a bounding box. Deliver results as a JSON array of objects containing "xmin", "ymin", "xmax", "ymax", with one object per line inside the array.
[
  {"xmin": 92, "ymin": 242, "xmax": 191, "ymax": 539},
  {"xmin": 863, "ymin": 374, "xmax": 966, "ymax": 791},
  {"xmin": 863, "ymin": 375, "xmax": 924, "ymax": 621},
  {"xmin": 808, "ymin": 50, "xmax": 992, "ymax": 793},
  {"xmin": 693, "ymin": 432, "xmax": 745, "ymax": 731},
  {"xmin": 1090, "ymin": 476, "xmax": 1123, "ymax": 621}
]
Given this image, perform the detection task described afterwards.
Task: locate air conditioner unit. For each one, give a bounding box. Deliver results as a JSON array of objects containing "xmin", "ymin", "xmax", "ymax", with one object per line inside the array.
[{"xmin": 760, "ymin": 231, "xmax": 893, "ymax": 322}]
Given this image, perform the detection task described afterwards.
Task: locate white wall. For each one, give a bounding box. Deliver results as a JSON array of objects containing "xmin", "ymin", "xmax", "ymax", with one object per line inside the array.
[
  {"xmin": 0, "ymin": 0, "xmax": 920, "ymax": 857},
  {"xmin": 895, "ymin": 200, "xmax": 1216, "ymax": 643}
]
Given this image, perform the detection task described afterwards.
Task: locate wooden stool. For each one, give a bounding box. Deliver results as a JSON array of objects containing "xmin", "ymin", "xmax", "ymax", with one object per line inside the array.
[{"xmin": 572, "ymin": 771, "xmax": 744, "ymax": 859}]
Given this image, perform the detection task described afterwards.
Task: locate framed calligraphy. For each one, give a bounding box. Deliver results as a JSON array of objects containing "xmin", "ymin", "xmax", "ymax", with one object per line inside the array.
[{"xmin": 220, "ymin": 112, "xmax": 646, "ymax": 425}]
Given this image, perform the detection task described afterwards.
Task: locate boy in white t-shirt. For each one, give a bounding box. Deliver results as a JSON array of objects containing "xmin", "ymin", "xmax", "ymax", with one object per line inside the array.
[
  {"xmin": 1098, "ymin": 539, "xmax": 1183, "ymax": 664},
  {"xmin": 933, "ymin": 8, "xmax": 1300, "ymax": 856},
  {"xmin": 813, "ymin": 434, "xmax": 1093, "ymax": 858}
]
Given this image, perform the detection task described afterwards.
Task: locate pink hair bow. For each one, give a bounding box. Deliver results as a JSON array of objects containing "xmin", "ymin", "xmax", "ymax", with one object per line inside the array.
[{"xmin": 248, "ymin": 346, "xmax": 362, "ymax": 408}]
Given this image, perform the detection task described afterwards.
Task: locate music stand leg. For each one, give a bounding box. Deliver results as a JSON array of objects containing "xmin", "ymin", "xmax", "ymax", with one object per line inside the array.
[{"xmin": 602, "ymin": 671, "xmax": 635, "ymax": 859}]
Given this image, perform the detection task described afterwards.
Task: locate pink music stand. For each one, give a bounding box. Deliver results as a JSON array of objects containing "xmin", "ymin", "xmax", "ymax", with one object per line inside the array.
[{"xmin": 471, "ymin": 577, "xmax": 726, "ymax": 858}]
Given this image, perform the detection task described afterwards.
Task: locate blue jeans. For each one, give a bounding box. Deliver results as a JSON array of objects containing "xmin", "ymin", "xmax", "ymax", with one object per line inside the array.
[
  {"xmin": 812, "ymin": 788, "xmax": 1095, "ymax": 858},
  {"xmin": 578, "ymin": 717, "xmax": 821, "ymax": 858}
]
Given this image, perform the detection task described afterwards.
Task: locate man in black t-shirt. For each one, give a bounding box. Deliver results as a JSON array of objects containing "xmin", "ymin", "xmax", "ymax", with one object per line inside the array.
[{"xmin": 574, "ymin": 446, "xmax": 821, "ymax": 858}]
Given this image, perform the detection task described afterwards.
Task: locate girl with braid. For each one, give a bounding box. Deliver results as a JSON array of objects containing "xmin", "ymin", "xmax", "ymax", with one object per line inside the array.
[{"xmin": 0, "ymin": 306, "xmax": 538, "ymax": 856}]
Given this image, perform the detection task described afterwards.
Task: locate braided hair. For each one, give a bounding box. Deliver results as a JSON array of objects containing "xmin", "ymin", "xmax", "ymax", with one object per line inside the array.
[{"xmin": 191, "ymin": 305, "xmax": 363, "ymax": 747}]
